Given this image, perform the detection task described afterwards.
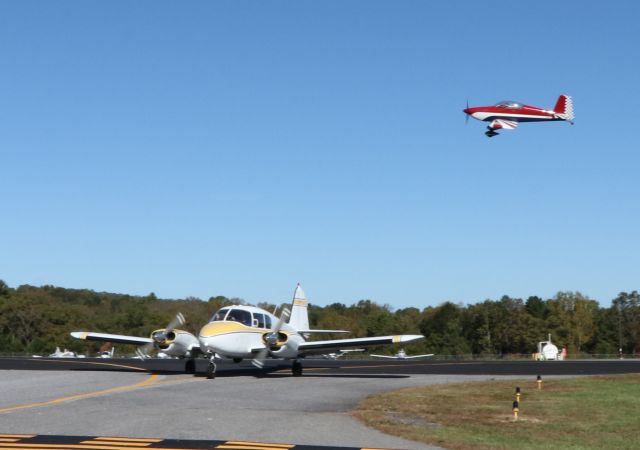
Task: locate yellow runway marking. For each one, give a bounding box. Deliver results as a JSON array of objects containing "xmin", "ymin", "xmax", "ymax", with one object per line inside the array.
[
  {"xmin": 0, "ymin": 374, "xmax": 159, "ymax": 414},
  {"xmin": 93, "ymin": 438, "xmax": 162, "ymax": 443},
  {"xmin": 216, "ymin": 447, "xmax": 291, "ymax": 450},
  {"xmin": 0, "ymin": 444, "xmax": 172, "ymax": 450},
  {"xmin": 30, "ymin": 359, "xmax": 149, "ymax": 372},
  {"xmin": 224, "ymin": 443, "xmax": 293, "ymax": 448},
  {"xmin": 80, "ymin": 442, "xmax": 151, "ymax": 447}
]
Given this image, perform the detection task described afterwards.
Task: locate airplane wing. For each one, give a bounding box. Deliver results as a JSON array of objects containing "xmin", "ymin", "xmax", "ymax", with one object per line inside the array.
[
  {"xmin": 297, "ymin": 334, "xmax": 423, "ymax": 355},
  {"xmin": 404, "ymin": 354, "xmax": 434, "ymax": 359},
  {"xmin": 489, "ymin": 119, "xmax": 518, "ymax": 130},
  {"xmin": 71, "ymin": 331, "xmax": 153, "ymax": 346},
  {"xmin": 370, "ymin": 354, "xmax": 399, "ymax": 359},
  {"xmin": 296, "ymin": 329, "xmax": 350, "ymax": 334}
]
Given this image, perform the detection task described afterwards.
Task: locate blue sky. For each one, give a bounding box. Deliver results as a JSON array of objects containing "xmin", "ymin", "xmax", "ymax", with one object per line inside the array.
[{"xmin": 1, "ymin": 2, "xmax": 639, "ymax": 309}]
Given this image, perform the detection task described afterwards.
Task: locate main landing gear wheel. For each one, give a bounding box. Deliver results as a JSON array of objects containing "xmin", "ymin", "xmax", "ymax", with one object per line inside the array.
[
  {"xmin": 485, "ymin": 127, "xmax": 499, "ymax": 138},
  {"xmin": 206, "ymin": 361, "xmax": 217, "ymax": 379},
  {"xmin": 185, "ymin": 359, "xmax": 196, "ymax": 374},
  {"xmin": 292, "ymin": 360, "xmax": 303, "ymax": 377}
]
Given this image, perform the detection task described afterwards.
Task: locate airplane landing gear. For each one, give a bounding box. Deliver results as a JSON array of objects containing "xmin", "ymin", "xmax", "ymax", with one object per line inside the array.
[
  {"xmin": 485, "ymin": 127, "xmax": 499, "ymax": 138},
  {"xmin": 292, "ymin": 360, "xmax": 303, "ymax": 377},
  {"xmin": 185, "ymin": 358, "xmax": 196, "ymax": 374},
  {"xmin": 206, "ymin": 356, "xmax": 217, "ymax": 379}
]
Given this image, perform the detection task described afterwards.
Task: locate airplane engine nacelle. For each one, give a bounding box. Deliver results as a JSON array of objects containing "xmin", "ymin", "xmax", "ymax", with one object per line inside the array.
[
  {"xmin": 151, "ymin": 330, "xmax": 199, "ymax": 358},
  {"xmin": 269, "ymin": 334, "xmax": 303, "ymax": 359}
]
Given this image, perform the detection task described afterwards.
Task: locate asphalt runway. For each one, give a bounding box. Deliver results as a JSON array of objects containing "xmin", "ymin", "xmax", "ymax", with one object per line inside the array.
[
  {"xmin": 1, "ymin": 357, "xmax": 639, "ymax": 450},
  {"xmin": 2, "ymin": 356, "xmax": 639, "ymax": 376}
]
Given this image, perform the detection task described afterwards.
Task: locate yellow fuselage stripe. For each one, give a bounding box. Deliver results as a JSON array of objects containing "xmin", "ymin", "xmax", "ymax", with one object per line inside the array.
[{"xmin": 0, "ymin": 374, "xmax": 158, "ymax": 414}]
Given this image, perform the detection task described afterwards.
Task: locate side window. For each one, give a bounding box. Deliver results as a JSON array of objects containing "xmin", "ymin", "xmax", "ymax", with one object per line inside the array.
[
  {"xmin": 253, "ymin": 313, "xmax": 265, "ymax": 328},
  {"xmin": 264, "ymin": 315, "xmax": 272, "ymax": 329}
]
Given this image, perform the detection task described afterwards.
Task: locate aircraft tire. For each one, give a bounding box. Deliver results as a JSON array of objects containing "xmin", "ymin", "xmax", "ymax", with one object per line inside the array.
[
  {"xmin": 206, "ymin": 362, "xmax": 216, "ymax": 379},
  {"xmin": 292, "ymin": 361, "xmax": 302, "ymax": 377}
]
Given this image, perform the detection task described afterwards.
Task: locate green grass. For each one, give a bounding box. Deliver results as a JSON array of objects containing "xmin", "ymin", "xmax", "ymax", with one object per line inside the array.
[{"xmin": 352, "ymin": 375, "xmax": 640, "ymax": 450}]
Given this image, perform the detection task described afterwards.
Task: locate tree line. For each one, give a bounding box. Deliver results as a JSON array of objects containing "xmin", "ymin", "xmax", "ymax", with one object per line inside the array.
[{"xmin": 1, "ymin": 280, "xmax": 638, "ymax": 357}]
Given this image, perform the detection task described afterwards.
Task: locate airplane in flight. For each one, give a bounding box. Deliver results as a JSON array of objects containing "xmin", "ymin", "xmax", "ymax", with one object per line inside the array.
[
  {"xmin": 464, "ymin": 95, "xmax": 574, "ymax": 137},
  {"xmin": 71, "ymin": 284, "xmax": 424, "ymax": 379},
  {"xmin": 370, "ymin": 349, "xmax": 434, "ymax": 360}
]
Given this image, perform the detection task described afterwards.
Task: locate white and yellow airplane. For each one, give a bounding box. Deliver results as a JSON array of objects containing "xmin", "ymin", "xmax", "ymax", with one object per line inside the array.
[
  {"xmin": 71, "ymin": 284, "xmax": 424, "ymax": 378},
  {"xmin": 370, "ymin": 348, "xmax": 434, "ymax": 360}
]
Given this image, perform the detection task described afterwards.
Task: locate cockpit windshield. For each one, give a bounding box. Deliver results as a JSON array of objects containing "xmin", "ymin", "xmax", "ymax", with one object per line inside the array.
[
  {"xmin": 494, "ymin": 100, "xmax": 523, "ymax": 109},
  {"xmin": 211, "ymin": 308, "xmax": 229, "ymax": 322},
  {"xmin": 225, "ymin": 309, "xmax": 253, "ymax": 326}
]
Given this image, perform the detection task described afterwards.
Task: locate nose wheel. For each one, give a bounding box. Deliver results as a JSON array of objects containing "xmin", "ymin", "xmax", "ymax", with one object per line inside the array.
[
  {"xmin": 206, "ymin": 356, "xmax": 217, "ymax": 379},
  {"xmin": 292, "ymin": 360, "xmax": 303, "ymax": 377}
]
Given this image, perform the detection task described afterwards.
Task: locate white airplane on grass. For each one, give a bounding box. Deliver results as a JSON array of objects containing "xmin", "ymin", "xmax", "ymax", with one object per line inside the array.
[
  {"xmin": 370, "ymin": 349, "xmax": 433, "ymax": 360},
  {"xmin": 71, "ymin": 284, "xmax": 424, "ymax": 379}
]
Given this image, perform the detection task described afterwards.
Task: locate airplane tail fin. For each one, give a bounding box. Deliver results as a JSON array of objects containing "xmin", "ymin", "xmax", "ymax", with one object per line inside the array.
[
  {"xmin": 553, "ymin": 94, "xmax": 574, "ymax": 122},
  {"xmin": 288, "ymin": 283, "xmax": 310, "ymax": 331}
]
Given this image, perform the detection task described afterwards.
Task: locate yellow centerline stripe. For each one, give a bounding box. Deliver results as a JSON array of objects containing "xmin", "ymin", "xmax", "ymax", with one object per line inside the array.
[
  {"xmin": 31, "ymin": 359, "xmax": 149, "ymax": 372},
  {"xmin": 93, "ymin": 439, "xmax": 161, "ymax": 443},
  {"xmin": 0, "ymin": 374, "xmax": 159, "ymax": 414},
  {"xmin": 80, "ymin": 442, "xmax": 150, "ymax": 447}
]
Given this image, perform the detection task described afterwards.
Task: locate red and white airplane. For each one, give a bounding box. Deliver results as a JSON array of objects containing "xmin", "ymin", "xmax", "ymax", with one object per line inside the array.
[{"xmin": 464, "ymin": 95, "xmax": 574, "ymax": 137}]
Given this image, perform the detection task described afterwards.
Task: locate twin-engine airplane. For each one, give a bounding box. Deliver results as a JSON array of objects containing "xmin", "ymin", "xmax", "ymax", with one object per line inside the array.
[
  {"xmin": 71, "ymin": 284, "xmax": 424, "ymax": 379},
  {"xmin": 370, "ymin": 349, "xmax": 434, "ymax": 360},
  {"xmin": 464, "ymin": 95, "xmax": 574, "ymax": 137}
]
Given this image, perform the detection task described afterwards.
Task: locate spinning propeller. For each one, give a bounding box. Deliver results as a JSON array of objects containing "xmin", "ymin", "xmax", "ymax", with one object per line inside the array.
[
  {"xmin": 251, "ymin": 307, "xmax": 290, "ymax": 368},
  {"xmin": 465, "ymin": 99, "xmax": 470, "ymax": 125},
  {"xmin": 136, "ymin": 312, "xmax": 185, "ymax": 358}
]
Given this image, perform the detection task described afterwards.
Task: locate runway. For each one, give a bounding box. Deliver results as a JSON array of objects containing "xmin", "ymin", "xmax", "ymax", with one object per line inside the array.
[
  {"xmin": 1, "ymin": 357, "xmax": 638, "ymax": 450},
  {"xmin": 2, "ymin": 356, "xmax": 639, "ymax": 376}
]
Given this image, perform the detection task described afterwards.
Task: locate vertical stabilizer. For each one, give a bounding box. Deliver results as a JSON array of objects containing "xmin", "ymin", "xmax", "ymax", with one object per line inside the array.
[
  {"xmin": 553, "ymin": 94, "xmax": 574, "ymax": 122},
  {"xmin": 289, "ymin": 283, "xmax": 310, "ymax": 331}
]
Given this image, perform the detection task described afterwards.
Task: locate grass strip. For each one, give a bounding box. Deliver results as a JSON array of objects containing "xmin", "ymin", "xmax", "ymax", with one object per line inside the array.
[{"xmin": 352, "ymin": 374, "xmax": 640, "ymax": 450}]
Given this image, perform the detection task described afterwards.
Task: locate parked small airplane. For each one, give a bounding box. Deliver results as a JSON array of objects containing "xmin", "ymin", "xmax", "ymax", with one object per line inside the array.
[
  {"xmin": 370, "ymin": 348, "xmax": 433, "ymax": 360},
  {"xmin": 48, "ymin": 347, "xmax": 85, "ymax": 358},
  {"xmin": 322, "ymin": 349, "xmax": 365, "ymax": 359},
  {"xmin": 464, "ymin": 95, "xmax": 574, "ymax": 137},
  {"xmin": 72, "ymin": 284, "xmax": 424, "ymax": 379}
]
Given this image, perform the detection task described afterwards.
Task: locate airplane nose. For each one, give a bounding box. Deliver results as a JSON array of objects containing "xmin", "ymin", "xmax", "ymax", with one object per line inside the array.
[{"xmin": 463, "ymin": 108, "xmax": 472, "ymax": 115}]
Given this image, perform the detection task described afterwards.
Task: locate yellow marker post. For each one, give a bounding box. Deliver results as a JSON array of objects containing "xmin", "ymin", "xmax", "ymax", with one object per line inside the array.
[
  {"xmin": 537, "ymin": 375, "xmax": 542, "ymax": 390},
  {"xmin": 515, "ymin": 386, "xmax": 521, "ymax": 403},
  {"xmin": 512, "ymin": 400, "xmax": 519, "ymax": 421}
]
